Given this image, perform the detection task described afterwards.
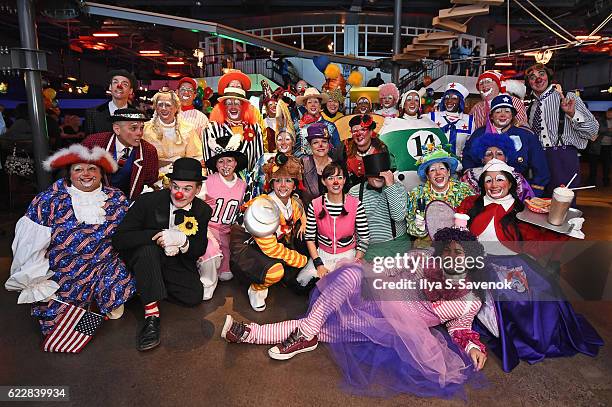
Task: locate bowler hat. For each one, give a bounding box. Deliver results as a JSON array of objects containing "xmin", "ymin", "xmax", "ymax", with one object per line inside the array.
[{"xmin": 167, "ymin": 157, "xmax": 206, "ymax": 182}]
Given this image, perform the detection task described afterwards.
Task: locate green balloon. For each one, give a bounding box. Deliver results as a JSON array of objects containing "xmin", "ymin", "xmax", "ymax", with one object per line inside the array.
[{"xmin": 196, "ymin": 86, "xmax": 204, "ymax": 98}]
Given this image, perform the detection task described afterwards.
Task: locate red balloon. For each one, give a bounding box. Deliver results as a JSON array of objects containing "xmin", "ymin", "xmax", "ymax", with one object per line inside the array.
[
  {"xmin": 174, "ymin": 191, "xmax": 184, "ymax": 200},
  {"xmin": 203, "ymin": 87, "xmax": 213, "ymax": 99}
]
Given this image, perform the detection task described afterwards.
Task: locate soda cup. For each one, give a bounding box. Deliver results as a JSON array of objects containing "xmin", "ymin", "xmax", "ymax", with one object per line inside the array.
[{"xmin": 548, "ymin": 187, "xmax": 574, "ymax": 225}]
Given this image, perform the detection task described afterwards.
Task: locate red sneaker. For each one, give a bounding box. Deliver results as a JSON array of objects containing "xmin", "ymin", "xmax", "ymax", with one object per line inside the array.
[
  {"xmin": 268, "ymin": 328, "xmax": 318, "ymax": 360},
  {"xmin": 221, "ymin": 315, "xmax": 251, "ymax": 344}
]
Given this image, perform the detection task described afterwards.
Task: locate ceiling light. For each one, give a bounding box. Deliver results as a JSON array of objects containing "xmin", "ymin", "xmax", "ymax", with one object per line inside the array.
[
  {"xmin": 167, "ymin": 61, "xmax": 185, "ymax": 65},
  {"xmin": 494, "ymin": 61, "xmax": 513, "ymax": 66},
  {"xmin": 67, "ymin": 76, "xmax": 77, "ymax": 81},
  {"xmin": 93, "ymin": 32, "xmax": 119, "ymax": 37},
  {"xmin": 139, "ymin": 50, "xmax": 162, "ymax": 54}
]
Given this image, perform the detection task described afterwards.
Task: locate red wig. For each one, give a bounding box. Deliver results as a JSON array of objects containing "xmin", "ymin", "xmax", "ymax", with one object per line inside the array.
[{"xmin": 209, "ymin": 100, "xmax": 257, "ymax": 125}]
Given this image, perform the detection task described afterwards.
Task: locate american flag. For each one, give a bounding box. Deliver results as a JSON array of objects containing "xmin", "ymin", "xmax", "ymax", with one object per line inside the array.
[{"xmin": 42, "ymin": 303, "xmax": 104, "ymax": 353}]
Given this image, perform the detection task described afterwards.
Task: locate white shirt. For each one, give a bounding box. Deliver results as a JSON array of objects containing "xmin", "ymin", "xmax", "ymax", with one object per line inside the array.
[
  {"xmin": 268, "ymin": 192, "xmax": 293, "ymax": 237},
  {"xmin": 478, "ymin": 195, "xmax": 517, "ymax": 256},
  {"xmin": 115, "ymin": 138, "xmax": 132, "ymax": 159},
  {"xmin": 108, "ymin": 100, "xmax": 128, "ymax": 116}
]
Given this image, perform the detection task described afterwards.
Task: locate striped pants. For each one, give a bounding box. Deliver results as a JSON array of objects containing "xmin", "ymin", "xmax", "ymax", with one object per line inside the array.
[{"xmin": 244, "ymin": 267, "xmax": 362, "ymax": 344}]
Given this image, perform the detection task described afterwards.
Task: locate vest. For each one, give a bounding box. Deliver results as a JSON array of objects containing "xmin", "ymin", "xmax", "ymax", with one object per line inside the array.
[
  {"xmin": 204, "ymin": 173, "xmax": 247, "ymax": 234},
  {"xmin": 311, "ymin": 195, "xmax": 358, "ymax": 254}
]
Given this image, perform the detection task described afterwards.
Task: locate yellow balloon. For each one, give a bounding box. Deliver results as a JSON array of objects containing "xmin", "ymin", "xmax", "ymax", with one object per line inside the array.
[
  {"xmin": 197, "ymin": 79, "xmax": 207, "ymax": 89},
  {"xmin": 43, "ymin": 88, "xmax": 57, "ymax": 100}
]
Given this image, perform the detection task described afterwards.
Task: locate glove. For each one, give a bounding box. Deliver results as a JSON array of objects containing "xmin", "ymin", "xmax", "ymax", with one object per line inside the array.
[
  {"xmin": 567, "ymin": 217, "xmax": 585, "ymax": 239},
  {"xmin": 164, "ymin": 245, "xmax": 180, "ymax": 257},
  {"xmin": 226, "ymin": 133, "xmax": 243, "ymax": 151},
  {"xmin": 414, "ymin": 214, "xmax": 426, "ymax": 232},
  {"xmin": 141, "ymin": 185, "xmax": 155, "ymax": 194},
  {"xmin": 163, "ymin": 229, "xmax": 188, "ymax": 247}
]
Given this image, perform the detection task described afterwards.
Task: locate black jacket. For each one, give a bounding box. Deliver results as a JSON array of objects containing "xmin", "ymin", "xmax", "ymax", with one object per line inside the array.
[
  {"xmin": 113, "ymin": 189, "xmax": 212, "ymax": 263},
  {"xmin": 84, "ymin": 101, "xmax": 134, "ymax": 135}
]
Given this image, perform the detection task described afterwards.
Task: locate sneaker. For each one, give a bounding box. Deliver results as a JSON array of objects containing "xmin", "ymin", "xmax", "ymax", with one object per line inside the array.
[
  {"xmin": 247, "ymin": 286, "xmax": 268, "ymax": 312},
  {"xmin": 221, "ymin": 315, "xmax": 251, "ymax": 343},
  {"xmin": 268, "ymin": 328, "xmax": 318, "ymax": 360},
  {"xmin": 218, "ymin": 272, "xmax": 234, "ymax": 282}
]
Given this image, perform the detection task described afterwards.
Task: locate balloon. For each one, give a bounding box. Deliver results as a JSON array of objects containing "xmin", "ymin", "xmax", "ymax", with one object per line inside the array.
[
  {"xmin": 203, "ymin": 87, "xmax": 213, "ymax": 99},
  {"xmin": 312, "ymin": 55, "xmax": 330, "ymax": 73},
  {"xmin": 197, "ymin": 79, "xmax": 207, "ymax": 89},
  {"xmin": 423, "ymin": 76, "xmax": 433, "ymax": 87},
  {"xmin": 205, "ymin": 106, "xmax": 213, "ymax": 114},
  {"xmin": 193, "ymin": 98, "xmax": 203, "ymax": 109},
  {"xmin": 426, "ymin": 87, "xmax": 435, "ymax": 97},
  {"xmin": 202, "ymin": 100, "xmax": 211, "ymax": 109},
  {"xmin": 196, "ymin": 86, "xmax": 204, "ymax": 99},
  {"xmin": 43, "ymin": 88, "xmax": 56, "ymax": 100}
]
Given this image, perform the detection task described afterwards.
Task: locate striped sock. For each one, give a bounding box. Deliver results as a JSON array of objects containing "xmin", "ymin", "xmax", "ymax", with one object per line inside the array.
[
  {"xmin": 144, "ymin": 302, "xmax": 159, "ymax": 318},
  {"xmin": 251, "ymin": 263, "xmax": 284, "ymax": 291}
]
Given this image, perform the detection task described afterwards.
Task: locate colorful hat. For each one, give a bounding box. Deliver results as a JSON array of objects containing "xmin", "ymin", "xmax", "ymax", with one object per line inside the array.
[
  {"xmin": 296, "ymin": 87, "xmax": 329, "ymax": 106},
  {"xmin": 348, "ymin": 114, "xmax": 377, "ymax": 131},
  {"xmin": 167, "ymin": 157, "xmax": 206, "ymax": 182},
  {"xmin": 416, "ymin": 144, "xmax": 459, "ymax": 181},
  {"xmin": 490, "ymin": 94, "xmax": 516, "ymax": 114},
  {"xmin": 322, "ymin": 88, "xmax": 345, "ymax": 104},
  {"xmin": 205, "ymin": 135, "xmax": 248, "ymax": 173},
  {"xmin": 177, "ymin": 77, "xmax": 197, "ymax": 90},
  {"xmin": 43, "ymin": 144, "xmax": 118, "ymax": 173},
  {"xmin": 349, "ymin": 87, "xmax": 380, "ymax": 104},
  {"xmin": 439, "ymin": 82, "xmax": 469, "ymax": 113},
  {"xmin": 218, "ymin": 87, "xmax": 249, "ymax": 103},
  {"xmin": 378, "ymin": 83, "xmax": 399, "ymax": 102},
  {"xmin": 109, "ymin": 108, "xmax": 148, "ymax": 122},
  {"xmin": 481, "ymin": 158, "xmax": 515, "ymax": 174},
  {"xmin": 218, "ymin": 70, "xmax": 251, "ymax": 94},
  {"xmin": 334, "ymin": 113, "xmax": 385, "ymax": 141},
  {"xmin": 400, "ymin": 89, "xmax": 422, "ymax": 109},
  {"xmin": 306, "ymin": 122, "xmax": 331, "ymax": 142},
  {"xmin": 262, "ymin": 153, "xmax": 303, "ymax": 183},
  {"xmin": 471, "ymin": 133, "xmax": 517, "ymax": 164},
  {"xmin": 477, "ymin": 71, "xmax": 504, "ymax": 92}
]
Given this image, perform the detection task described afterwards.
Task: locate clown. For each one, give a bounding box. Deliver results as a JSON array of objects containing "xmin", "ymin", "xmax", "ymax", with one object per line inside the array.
[
  {"xmin": 470, "ymin": 70, "xmax": 528, "ymax": 129},
  {"xmin": 430, "ymin": 82, "xmax": 475, "ymax": 159},
  {"xmin": 321, "ymin": 88, "xmax": 345, "ymax": 123},
  {"xmin": 350, "ymin": 87, "xmax": 379, "ymax": 115},
  {"xmin": 262, "ymin": 93, "xmax": 279, "ymax": 152},
  {"xmin": 177, "ymin": 77, "xmax": 210, "ymax": 143},
  {"xmin": 204, "ymin": 71, "xmax": 265, "ymax": 173},
  {"xmin": 294, "ymin": 88, "xmax": 341, "ymax": 157},
  {"xmin": 230, "ymin": 153, "xmax": 308, "ymax": 312},
  {"xmin": 374, "ymin": 82, "xmax": 400, "ymax": 121}
]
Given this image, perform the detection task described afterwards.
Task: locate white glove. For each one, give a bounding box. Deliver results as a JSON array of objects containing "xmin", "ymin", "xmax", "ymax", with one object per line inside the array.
[
  {"xmin": 414, "ymin": 214, "xmax": 426, "ymax": 232},
  {"xmin": 226, "ymin": 133, "xmax": 243, "ymax": 151},
  {"xmin": 164, "ymin": 245, "xmax": 180, "ymax": 257},
  {"xmin": 163, "ymin": 229, "xmax": 188, "ymax": 247},
  {"xmin": 567, "ymin": 217, "xmax": 585, "ymax": 239},
  {"xmin": 141, "ymin": 185, "xmax": 155, "ymax": 194},
  {"xmin": 296, "ymin": 267, "xmax": 318, "ymax": 286}
]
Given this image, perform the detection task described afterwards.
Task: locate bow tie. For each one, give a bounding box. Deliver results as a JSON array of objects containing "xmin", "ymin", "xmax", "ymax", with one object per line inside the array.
[
  {"xmin": 173, "ymin": 209, "xmax": 189, "ymax": 225},
  {"xmin": 366, "ymin": 184, "xmax": 383, "ymax": 193}
]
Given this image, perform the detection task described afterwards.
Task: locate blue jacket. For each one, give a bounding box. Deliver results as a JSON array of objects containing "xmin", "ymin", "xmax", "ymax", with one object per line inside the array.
[{"xmin": 463, "ymin": 125, "xmax": 550, "ymax": 196}]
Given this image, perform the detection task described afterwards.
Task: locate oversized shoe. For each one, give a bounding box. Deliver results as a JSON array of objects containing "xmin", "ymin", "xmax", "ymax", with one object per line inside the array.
[
  {"xmin": 106, "ymin": 304, "xmax": 125, "ymax": 320},
  {"xmin": 268, "ymin": 328, "xmax": 318, "ymax": 360},
  {"xmin": 247, "ymin": 286, "xmax": 268, "ymax": 312},
  {"xmin": 220, "ymin": 315, "xmax": 251, "ymax": 343}
]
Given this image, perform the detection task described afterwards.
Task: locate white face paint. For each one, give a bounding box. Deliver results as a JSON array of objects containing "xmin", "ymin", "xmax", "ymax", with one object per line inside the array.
[
  {"xmin": 478, "ymin": 78, "xmax": 499, "ymax": 101},
  {"xmin": 426, "ymin": 163, "xmax": 450, "ymax": 191},
  {"xmin": 403, "ymin": 94, "xmax": 420, "ymax": 116},
  {"xmin": 484, "ymin": 171, "xmax": 511, "ymax": 199},
  {"xmin": 225, "ymin": 99, "xmax": 243, "ymax": 121},
  {"xmin": 381, "ymin": 95, "xmax": 395, "ymax": 108},
  {"xmin": 70, "ymin": 163, "xmax": 102, "ymax": 192},
  {"xmin": 276, "ymin": 132, "xmax": 294, "ymax": 153},
  {"xmin": 492, "ymin": 108, "xmax": 513, "ymax": 128},
  {"xmin": 216, "ymin": 156, "xmax": 237, "ymax": 179}
]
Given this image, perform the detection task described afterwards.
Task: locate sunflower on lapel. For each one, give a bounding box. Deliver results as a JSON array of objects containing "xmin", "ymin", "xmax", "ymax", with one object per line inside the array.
[{"xmin": 178, "ymin": 216, "xmax": 199, "ymax": 236}]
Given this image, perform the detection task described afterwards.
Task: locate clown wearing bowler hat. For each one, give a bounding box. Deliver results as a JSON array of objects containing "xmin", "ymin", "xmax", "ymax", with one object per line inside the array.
[{"xmin": 113, "ymin": 157, "xmax": 212, "ymax": 351}]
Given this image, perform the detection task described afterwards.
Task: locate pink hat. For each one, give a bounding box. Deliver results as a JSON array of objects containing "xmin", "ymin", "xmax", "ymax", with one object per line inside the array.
[
  {"xmin": 477, "ymin": 71, "xmax": 505, "ymax": 92},
  {"xmin": 378, "ymin": 83, "xmax": 399, "ymax": 101}
]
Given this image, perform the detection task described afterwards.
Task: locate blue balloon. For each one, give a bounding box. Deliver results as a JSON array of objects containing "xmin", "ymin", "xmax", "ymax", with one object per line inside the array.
[
  {"xmin": 193, "ymin": 98, "xmax": 203, "ymax": 109},
  {"xmin": 313, "ymin": 55, "xmax": 330, "ymax": 73}
]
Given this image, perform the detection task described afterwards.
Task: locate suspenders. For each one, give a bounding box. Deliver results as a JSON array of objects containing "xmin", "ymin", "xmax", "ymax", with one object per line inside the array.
[{"xmin": 359, "ymin": 182, "xmax": 397, "ymax": 239}]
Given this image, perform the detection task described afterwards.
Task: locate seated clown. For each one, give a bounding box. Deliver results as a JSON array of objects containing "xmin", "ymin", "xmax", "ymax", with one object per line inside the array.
[
  {"xmin": 230, "ymin": 154, "xmax": 308, "ymax": 312},
  {"xmin": 460, "ymin": 133, "xmax": 535, "ymax": 201},
  {"xmin": 5, "ymin": 145, "xmax": 135, "ymax": 335}
]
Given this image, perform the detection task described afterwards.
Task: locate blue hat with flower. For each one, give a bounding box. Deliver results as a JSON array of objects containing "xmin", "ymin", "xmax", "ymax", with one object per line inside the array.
[{"xmin": 416, "ymin": 144, "xmax": 459, "ymax": 181}]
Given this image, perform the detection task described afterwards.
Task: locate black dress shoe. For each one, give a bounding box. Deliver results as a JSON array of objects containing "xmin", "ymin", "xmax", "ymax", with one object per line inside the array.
[{"xmin": 138, "ymin": 316, "xmax": 160, "ymax": 351}]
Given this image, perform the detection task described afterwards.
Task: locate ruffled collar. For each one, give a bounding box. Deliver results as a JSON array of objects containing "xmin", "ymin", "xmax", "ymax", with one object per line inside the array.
[
  {"xmin": 483, "ymin": 194, "xmax": 514, "ymax": 211},
  {"xmin": 67, "ymin": 185, "xmax": 107, "ymax": 224}
]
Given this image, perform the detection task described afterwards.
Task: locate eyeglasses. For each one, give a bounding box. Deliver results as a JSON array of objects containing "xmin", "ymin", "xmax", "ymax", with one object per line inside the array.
[{"xmin": 178, "ymin": 87, "xmax": 194, "ymax": 93}]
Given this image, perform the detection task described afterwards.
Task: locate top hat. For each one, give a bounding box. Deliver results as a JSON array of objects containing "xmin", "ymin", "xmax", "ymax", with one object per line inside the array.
[
  {"xmin": 363, "ymin": 152, "xmax": 392, "ymax": 177},
  {"xmin": 109, "ymin": 108, "xmax": 148, "ymax": 123},
  {"xmin": 167, "ymin": 157, "xmax": 206, "ymax": 182}
]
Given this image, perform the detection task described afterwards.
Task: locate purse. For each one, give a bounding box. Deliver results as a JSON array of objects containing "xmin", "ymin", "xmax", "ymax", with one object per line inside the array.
[{"xmin": 5, "ymin": 145, "xmax": 35, "ymax": 177}]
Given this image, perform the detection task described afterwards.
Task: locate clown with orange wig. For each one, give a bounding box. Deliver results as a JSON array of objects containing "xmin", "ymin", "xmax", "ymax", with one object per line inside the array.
[{"xmin": 204, "ymin": 71, "xmax": 265, "ymax": 172}]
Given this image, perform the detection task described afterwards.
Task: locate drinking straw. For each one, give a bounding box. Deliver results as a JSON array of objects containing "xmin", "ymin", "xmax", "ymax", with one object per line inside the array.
[
  {"xmin": 569, "ymin": 185, "xmax": 596, "ymax": 191},
  {"xmin": 565, "ymin": 173, "xmax": 577, "ymax": 188}
]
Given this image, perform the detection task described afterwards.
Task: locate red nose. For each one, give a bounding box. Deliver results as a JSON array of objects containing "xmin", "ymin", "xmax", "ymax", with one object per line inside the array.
[
  {"xmin": 174, "ymin": 191, "xmax": 184, "ymax": 200},
  {"xmin": 116, "ymin": 84, "xmax": 124, "ymax": 90}
]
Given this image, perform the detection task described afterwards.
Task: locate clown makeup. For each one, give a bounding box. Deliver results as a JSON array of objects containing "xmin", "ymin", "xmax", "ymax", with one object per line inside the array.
[
  {"xmin": 216, "ymin": 156, "xmax": 237, "ymax": 180},
  {"xmin": 272, "ymin": 177, "xmax": 295, "ymax": 204},
  {"xmin": 483, "ymin": 171, "xmax": 510, "ymax": 199},
  {"xmin": 403, "ymin": 94, "xmax": 420, "ymax": 116},
  {"xmin": 310, "ymin": 137, "xmax": 330, "ymax": 157},
  {"xmin": 267, "ymin": 100, "xmax": 278, "ymax": 117},
  {"xmin": 70, "ymin": 163, "xmax": 102, "ymax": 192},
  {"xmin": 426, "ymin": 162, "xmax": 450, "ymax": 192},
  {"xmin": 443, "ymin": 93, "xmax": 460, "ymax": 112},
  {"xmin": 296, "ymin": 80, "xmax": 308, "ymax": 95},
  {"xmin": 350, "ymin": 125, "xmax": 372, "ymax": 151},
  {"xmin": 356, "ymin": 97, "xmax": 371, "ymax": 114},
  {"xmin": 109, "ymin": 75, "xmax": 132, "ymax": 103},
  {"xmin": 178, "ymin": 84, "xmax": 196, "ymax": 106},
  {"xmin": 527, "ymin": 69, "xmax": 549, "ymax": 95},
  {"xmin": 326, "ymin": 99, "xmax": 340, "ymax": 115},
  {"xmin": 483, "ymin": 146, "xmax": 506, "ymax": 164},
  {"xmin": 323, "ymin": 170, "xmax": 345, "ymax": 196},
  {"xmin": 381, "ymin": 95, "xmax": 396, "ymax": 109},
  {"xmin": 224, "ymin": 98, "xmax": 243, "ymax": 121},
  {"xmin": 305, "ymin": 98, "xmax": 321, "ymax": 116},
  {"xmin": 492, "ymin": 107, "xmax": 514, "ymax": 129},
  {"xmin": 276, "ymin": 132, "xmax": 294, "ymax": 154},
  {"xmin": 155, "ymin": 94, "xmax": 178, "ymax": 124},
  {"xmin": 228, "ymin": 79, "xmax": 243, "ymax": 89},
  {"xmin": 171, "ymin": 180, "xmax": 201, "ymax": 208},
  {"xmin": 478, "ymin": 78, "xmax": 498, "ymax": 101}
]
